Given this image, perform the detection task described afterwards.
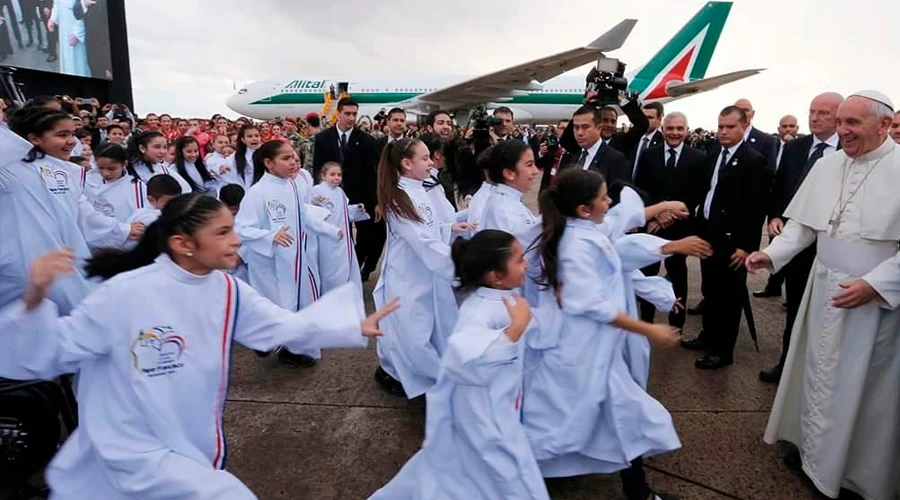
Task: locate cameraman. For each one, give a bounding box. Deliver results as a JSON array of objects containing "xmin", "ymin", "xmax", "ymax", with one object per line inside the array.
[
  {"xmin": 537, "ymin": 119, "xmax": 567, "ymax": 192},
  {"xmin": 490, "ymin": 106, "xmax": 515, "ymax": 142}
]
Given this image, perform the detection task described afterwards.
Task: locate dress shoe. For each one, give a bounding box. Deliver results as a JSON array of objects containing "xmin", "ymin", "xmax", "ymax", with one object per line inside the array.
[
  {"xmin": 374, "ymin": 366, "xmax": 406, "ymax": 397},
  {"xmin": 759, "ymin": 364, "xmax": 783, "ymax": 383},
  {"xmin": 695, "ymin": 355, "xmax": 733, "ymax": 370},
  {"xmin": 680, "ymin": 337, "xmax": 707, "ymax": 351},
  {"xmin": 783, "ymin": 450, "xmax": 802, "ymax": 471},
  {"xmin": 253, "ymin": 349, "xmax": 271, "ymax": 358},
  {"xmin": 276, "ymin": 350, "xmax": 317, "ymax": 368},
  {"xmin": 686, "ymin": 299, "xmax": 705, "ymax": 315},
  {"xmin": 753, "ymin": 287, "xmax": 782, "ymax": 298}
]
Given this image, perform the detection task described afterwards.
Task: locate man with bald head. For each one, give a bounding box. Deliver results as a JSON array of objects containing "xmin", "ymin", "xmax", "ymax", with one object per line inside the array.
[
  {"xmin": 775, "ymin": 114, "xmax": 798, "ymax": 166},
  {"xmin": 747, "ymin": 91, "xmax": 900, "ymax": 500},
  {"xmin": 891, "ymin": 110, "xmax": 900, "ymax": 143},
  {"xmin": 759, "ymin": 92, "xmax": 843, "ymax": 384},
  {"xmin": 734, "ymin": 98, "xmax": 779, "ymax": 172}
]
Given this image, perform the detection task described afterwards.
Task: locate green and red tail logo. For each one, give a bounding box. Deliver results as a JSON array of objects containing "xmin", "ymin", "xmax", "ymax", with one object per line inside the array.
[{"xmin": 629, "ymin": 2, "xmax": 732, "ymax": 100}]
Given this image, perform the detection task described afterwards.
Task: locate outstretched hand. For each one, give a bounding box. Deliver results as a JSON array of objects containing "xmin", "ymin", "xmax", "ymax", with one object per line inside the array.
[
  {"xmin": 25, "ymin": 248, "xmax": 76, "ymax": 310},
  {"xmin": 745, "ymin": 251, "xmax": 773, "ymax": 273},
  {"xmin": 361, "ymin": 297, "xmax": 401, "ymax": 338}
]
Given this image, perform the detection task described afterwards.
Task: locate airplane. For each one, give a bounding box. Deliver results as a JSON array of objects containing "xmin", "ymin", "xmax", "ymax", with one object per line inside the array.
[{"xmin": 226, "ymin": 1, "xmax": 762, "ymax": 124}]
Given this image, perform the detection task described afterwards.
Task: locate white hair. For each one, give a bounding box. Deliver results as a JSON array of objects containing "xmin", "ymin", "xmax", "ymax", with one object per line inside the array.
[
  {"xmin": 663, "ymin": 111, "xmax": 689, "ymax": 129},
  {"xmin": 864, "ymin": 99, "xmax": 894, "ymax": 121}
]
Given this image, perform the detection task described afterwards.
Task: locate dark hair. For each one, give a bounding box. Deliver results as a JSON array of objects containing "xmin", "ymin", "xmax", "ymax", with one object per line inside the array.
[
  {"xmin": 387, "ymin": 107, "xmax": 406, "ymax": 120},
  {"xmin": 307, "ymin": 115, "xmax": 321, "ymax": 128},
  {"xmin": 126, "ymin": 131, "xmax": 165, "ymax": 179},
  {"xmin": 642, "ymin": 102, "xmax": 664, "ymax": 118},
  {"xmin": 451, "ymin": 229, "xmax": 517, "ymax": 292},
  {"xmin": 487, "ymin": 139, "xmax": 530, "ymax": 184},
  {"xmin": 94, "ymin": 142, "xmax": 128, "ymax": 163},
  {"xmin": 219, "ymin": 183, "xmax": 245, "ymax": 208},
  {"xmin": 235, "ymin": 124, "xmax": 259, "ymax": 180},
  {"xmin": 173, "ymin": 136, "xmax": 213, "ymax": 192},
  {"xmin": 538, "ymin": 169, "xmax": 606, "ymax": 293},
  {"xmin": 337, "ymin": 98, "xmax": 358, "ymax": 111},
  {"xmin": 146, "ymin": 174, "xmax": 182, "ymax": 199},
  {"xmin": 422, "ymin": 134, "xmax": 446, "ymax": 160},
  {"xmin": 376, "ymin": 138, "xmax": 424, "ymax": 223},
  {"xmin": 493, "ymin": 106, "xmax": 513, "ymax": 119},
  {"xmin": 720, "ymin": 105, "xmax": 748, "ymax": 124},
  {"xmin": 85, "ymin": 194, "xmax": 224, "ymax": 280},
  {"xmin": 426, "ymin": 109, "xmax": 451, "ymax": 127},
  {"xmin": 26, "ymin": 95, "xmax": 59, "ymax": 109},
  {"xmin": 74, "ymin": 128, "xmax": 92, "ymax": 140},
  {"xmin": 105, "ymin": 123, "xmax": 124, "ymax": 134},
  {"xmin": 68, "ymin": 156, "xmax": 87, "ymax": 166},
  {"xmin": 8, "ymin": 107, "xmax": 74, "ymax": 162},
  {"xmin": 573, "ymin": 105, "xmax": 604, "ymax": 125},
  {"xmin": 253, "ymin": 140, "xmax": 292, "ymax": 183}
]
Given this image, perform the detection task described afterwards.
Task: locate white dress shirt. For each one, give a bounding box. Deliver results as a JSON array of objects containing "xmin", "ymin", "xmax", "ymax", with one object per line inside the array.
[
  {"xmin": 703, "ymin": 142, "xmax": 742, "ymax": 219},
  {"xmin": 810, "ymin": 132, "xmax": 840, "ymax": 158},
  {"xmin": 665, "ymin": 142, "xmax": 684, "ymax": 167},
  {"xmin": 578, "ymin": 139, "xmax": 604, "ymax": 171},
  {"xmin": 336, "ymin": 127, "xmax": 352, "ymax": 149}
]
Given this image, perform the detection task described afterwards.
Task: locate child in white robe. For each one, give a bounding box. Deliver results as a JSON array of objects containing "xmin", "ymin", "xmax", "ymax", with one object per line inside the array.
[
  {"xmin": 524, "ymin": 169, "xmax": 682, "ymax": 500},
  {"xmin": 172, "ymin": 136, "xmax": 218, "ymax": 195},
  {"xmin": 422, "ymin": 134, "xmax": 466, "ymax": 224},
  {"xmin": 369, "ymin": 230, "xmax": 549, "ymax": 500},
  {"xmin": 373, "ymin": 138, "xmax": 475, "ymax": 398},
  {"xmin": 219, "ymin": 183, "xmax": 249, "ymax": 283},
  {"xmin": 205, "ymin": 134, "xmax": 235, "ymax": 193},
  {"xmin": 234, "ymin": 140, "xmax": 343, "ymax": 367},
  {"xmin": 222, "ymin": 124, "xmax": 259, "ymax": 188},
  {"xmin": 0, "ymin": 193, "xmax": 401, "ymax": 500},
  {"xmin": 127, "ymin": 175, "xmax": 183, "ymax": 228},
  {"xmin": 311, "ymin": 162, "xmax": 368, "ymax": 297},
  {"xmin": 84, "ymin": 143, "xmax": 145, "ymax": 224},
  {"xmin": 125, "ymin": 131, "xmax": 191, "ymax": 194},
  {"xmin": 464, "ymin": 146, "xmax": 495, "ymax": 225}
]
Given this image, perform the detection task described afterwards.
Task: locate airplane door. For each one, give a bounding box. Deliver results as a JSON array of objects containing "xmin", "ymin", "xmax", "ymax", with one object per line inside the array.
[{"xmin": 338, "ymin": 82, "xmax": 349, "ymax": 94}]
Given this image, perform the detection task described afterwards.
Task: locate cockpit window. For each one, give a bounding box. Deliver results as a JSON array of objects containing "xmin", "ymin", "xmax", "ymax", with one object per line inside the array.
[{"xmin": 238, "ymin": 88, "xmax": 247, "ymax": 94}]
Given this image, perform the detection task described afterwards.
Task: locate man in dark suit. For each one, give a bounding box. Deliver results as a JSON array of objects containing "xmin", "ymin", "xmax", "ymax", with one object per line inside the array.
[
  {"xmin": 376, "ymin": 107, "xmax": 406, "ymax": 149},
  {"xmin": 536, "ymin": 119, "xmax": 567, "ymax": 192},
  {"xmin": 558, "ymin": 105, "xmax": 630, "ymax": 191},
  {"xmin": 37, "ymin": 0, "xmax": 55, "ymax": 62},
  {"xmin": 73, "ymin": 0, "xmax": 112, "ymax": 79},
  {"xmin": 313, "ymin": 98, "xmax": 382, "ymax": 281},
  {"xmin": 758, "ymin": 92, "xmax": 843, "ymax": 383},
  {"xmin": 559, "ymin": 92, "xmax": 649, "ymax": 173},
  {"xmin": 630, "ymin": 102, "xmax": 665, "ymax": 181},
  {"xmin": 681, "ymin": 106, "xmax": 772, "ymax": 370},
  {"xmin": 634, "ymin": 111, "xmax": 706, "ymax": 329}
]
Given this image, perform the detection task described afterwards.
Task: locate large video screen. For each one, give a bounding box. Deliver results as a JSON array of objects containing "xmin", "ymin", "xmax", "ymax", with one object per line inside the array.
[{"xmin": 0, "ymin": 0, "xmax": 112, "ymax": 80}]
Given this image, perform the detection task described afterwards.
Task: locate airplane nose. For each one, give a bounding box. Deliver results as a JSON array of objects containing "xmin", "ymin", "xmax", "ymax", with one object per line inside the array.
[{"xmin": 225, "ymin": 93, "xmax": 241, "ymax": 113}]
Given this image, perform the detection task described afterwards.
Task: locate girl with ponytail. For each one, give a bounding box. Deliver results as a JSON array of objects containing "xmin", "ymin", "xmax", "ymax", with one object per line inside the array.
[
  {"xmin": 372, "ymin": 137, "xmax": 475, "ymax": 399},
  {"xmin": 126, "ymin": 130, "xmax": 191, "ymax": 193},
  {"xmin": 370, "ymin": 228, "xmax": 551, "ymax": 500},
  {"xmin": 0, "ymin": 193, "xmax": 399, "ymax": 500}
]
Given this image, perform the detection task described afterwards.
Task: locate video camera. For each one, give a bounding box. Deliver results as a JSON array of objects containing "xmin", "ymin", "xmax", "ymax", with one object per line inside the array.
[
  {"xmin": 585, "ymin": 58, "xmax": 629, "ymax": 107},
  {"xmin": 470, "ymin": 104, "xmax": 505, "ymax": 142}
]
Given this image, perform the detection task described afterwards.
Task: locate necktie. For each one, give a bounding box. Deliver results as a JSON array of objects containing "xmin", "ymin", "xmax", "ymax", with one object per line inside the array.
[
  {"xmin": 575, "ymin": 149, "xmax": 589, "ymax": 169},
  {"xmin": 719, "ymin": 148, "xmax": 730, "ymax": 172},
  {"xmin": 638, "ymin": 136, "xmax": 650, "ymax": 158},
  {"xmin": 803, "ymin": 142, "xmax": 828, "ymax": 175},
  {"xmin": 666, "ymin": 148, "xmax": 677, "ymax": 169},
  {"xmin": 340, "ymin": 132, "xmax": 348, "ymax": 150},
  {"xmin": 424, "ymin": 174, "xmax": 440, "ymax": 190},
  {"xmin": 632, "ymin": 137, "xmax": 652, "ymax": 181}
]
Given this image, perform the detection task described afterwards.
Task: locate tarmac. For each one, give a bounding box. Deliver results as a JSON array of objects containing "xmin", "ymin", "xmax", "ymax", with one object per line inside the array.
[{"xmin": 223, "ymin": 185, "xmax": 825, "ymax": 500}]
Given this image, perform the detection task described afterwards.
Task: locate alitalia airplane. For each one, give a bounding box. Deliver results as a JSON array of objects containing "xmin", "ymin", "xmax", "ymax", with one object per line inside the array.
[{"xmin": 226, "ymin": 2, "xmax": 762, "ymax": 124}]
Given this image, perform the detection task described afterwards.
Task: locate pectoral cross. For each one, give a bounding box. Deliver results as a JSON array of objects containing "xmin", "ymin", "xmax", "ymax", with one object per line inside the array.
[{"xmin": 828, "ymin": 216, "xmax": 842, "ymax": 237}]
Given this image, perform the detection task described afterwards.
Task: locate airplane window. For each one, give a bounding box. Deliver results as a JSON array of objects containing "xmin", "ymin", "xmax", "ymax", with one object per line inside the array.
[{"xmin": 238, "ymin": 88, "xmax": 247, "ymax": 94}]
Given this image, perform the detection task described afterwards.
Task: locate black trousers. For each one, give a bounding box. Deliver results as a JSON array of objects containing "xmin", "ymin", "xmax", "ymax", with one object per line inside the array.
[
  {"xmin": 620, "ymin": 458, "xmax": 651, "ymax": 500},
  {"xmin": 638, "ymin": 253, "xmax": 688, "ymax": 328},
  {"xmin": 40, "ymin": 4, "xmax": 56, "ymax": 54},
  {"xmin": 699, "ymin": 245, "xmax": 747, "ymax": 359},
  {"xmin": 21, "ymin": 1, "xmax": 43, "ymax": 46},
  {"xmin": 775, "ymin": 244, "xmax": 817, "ymax": 367},
  {"xmin": 1, "ymin": 0, "xmax": 22, "ymax": 46},
  {"xmin": 355, "ymin": 200, "xmax": 386, "ymax": 274}
]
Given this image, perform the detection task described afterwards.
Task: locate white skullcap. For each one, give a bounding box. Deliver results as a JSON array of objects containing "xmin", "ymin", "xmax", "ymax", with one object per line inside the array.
[{"xmin": 849, "ymin": 90, "xmax": 894, "ymax": 112}]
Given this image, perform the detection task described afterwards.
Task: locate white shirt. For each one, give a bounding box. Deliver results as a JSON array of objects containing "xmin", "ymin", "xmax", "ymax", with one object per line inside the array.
[
  {"xmin": 664, "ymin": 142, "xmax": 684, "ymax": 167},
  {"xmin": 336, "ymin": 127, "xmax": 352, "ymax": 149},
  {"xmin": 703, "ymin": 142, "xmax": 742, "ymax": 219},
  {"xmin": 387, "ymin": 134, "xmax": 403, "ymax": 144},
  {"xmin": 578, "ymin": 139, "xmax": 604, "ymax": 171},
  {"xmin": 810, "ymin": 132, "xmax": 840, "ymax": 159},
  {"xmin": 743, "ymin": 125, "xmax": 755, "ymax": 142}
]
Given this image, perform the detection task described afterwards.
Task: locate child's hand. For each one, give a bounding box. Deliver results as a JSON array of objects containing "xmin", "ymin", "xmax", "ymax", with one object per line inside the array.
[
  {"xmin": 273, "ymin": 226, "xmax": 294, "ymax": 247},
  {"xmin": 218, "ymin": 165, "xmax": 231, "ymax": 175},
  {"xmin": 25, "ymin": 248, "xmax": 76, "ymax": 310},
  {"xmin": 357, "ymin": 203, "xmax": 366, "ymax": 212},
  {"xmin": 361, "ymin": 297, "xmax": 400, "ymax": 338},
  {"xmin": 502, "ymin": 294, "xmax": 531, "ymax": 342},
  {"xmin": 336, "ymin": 229, "xmax": 344, "ymax": 241},
  {"xmin": 669, "ymin": 298, "xmax": 684, "ymax": 313},
  {"xmin": 451, "ymin": 222, "xmax": 477, "ymax": 233},
  {"xmin": 312, "ymin": 195, "xmax": 327, "ymax": 206},
  {"xmin": 647, "ymin": 323, "xmax": 680, "ymax": 348},
  {"xmin": 128, "ymin": 222, "xmax": 145, "ymax": 240}
]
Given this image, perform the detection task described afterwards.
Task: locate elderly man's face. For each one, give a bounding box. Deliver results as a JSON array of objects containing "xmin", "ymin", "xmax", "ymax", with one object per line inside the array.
[
  {"xmin": 890, "ymin": 112, "xmax": 900, "ymax": 144},
  {"xmin": 836, "ymin": 97, "xmax": 893, "ymax": 158}
]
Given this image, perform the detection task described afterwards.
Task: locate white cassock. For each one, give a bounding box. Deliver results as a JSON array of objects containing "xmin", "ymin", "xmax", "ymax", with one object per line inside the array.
[
  {"xmin": 0, "ymin": 254, "xmax": 368, "ymax": 500},
  {"xmin": 234, "ymin": 172, "xmax": 340, "ymax": 358},
  {"xmin": 374, "ymin": 176, "xmax": 458, "ymax": 398},
  {"xmin": 426, "ymin": 168, "xmax": 467, "ymax": 224},
  {"xmin": 465, "ymin": 182, "xmax": 494, "ymax": 225},
  {"xmin": 522, "ymin": 208, "xmax": 680, "ymax": 478},
  {"xmin": 218, "ymin": 149, "xmax": 256, "ymax": 188},
  {"xmin": 51, "ymin": 0, "xmax": 89, "ymax": 77},
  {"xmin": 292, "ymin": 169, "xmax": 329, "ymax": 307},
  {"xmin": 0, "ymin": 129, "xmax": 98, "ymax": 313},
  {"xmin": 128, "ymin": 207, "xmax": 160, "ymax": 227},
  {"xmin": 176, "ymin": 161, "xmax": 219, "ymax": 195},
  {"xmin": 205, "ymin": 152, "xmax": 236, "ymax": 193},
  {"xmin": 84, "ymin": 171, "xmax": 146, "ymax": 223},
  {"xmin": 131, "ymin": 160, "xmax": 192, "ymax": 194},
  {"xmin": 762, "ymin": 138, "xmax": 900, "ymax": 500},
  {"xmin": 369, "ymin": 287, "xmax": 550, "ymax": 500},
  {"xmin": 311, "ymin": 182, "xmax": 367, "ymax": 297},
  {"xmin": 479, "ymin": 183, "xmax": 543, "ymax": 304}
]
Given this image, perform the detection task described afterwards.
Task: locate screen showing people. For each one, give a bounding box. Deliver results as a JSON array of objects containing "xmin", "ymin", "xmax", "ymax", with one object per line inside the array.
[{"xmin": 0, "ymin": 0, "xmax": 112, "ymax": 80}]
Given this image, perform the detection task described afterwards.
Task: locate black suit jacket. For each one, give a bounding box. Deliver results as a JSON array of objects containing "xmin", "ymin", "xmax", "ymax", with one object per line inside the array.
[
  {"xmin": 769, "ymin": 135, "xmax": 839, "ymax": 220},
  {"xmin": 634, "ymin": 143, "xmax": 706, "ymax": 239},
  {"xmin": 313, "ymin": 127, "xmax": 379, "ymax": 206},
  {"xmin": 558, "ymin": 142, "xmax": 631, "ymax": 191},
  {"xmin": 745, "ymin": 126, "xmax": 778, "ymax": 173},
  {"xmin": 700, "ymin": 143, "xmax": 772, "ymax": 254},
  {"xmin": 559, "ymin": 98, "xmax": 650, "ymax": 160},
  {"xmin": 73, "ymin": 0, "xmax": 112, "ymax": 79}
]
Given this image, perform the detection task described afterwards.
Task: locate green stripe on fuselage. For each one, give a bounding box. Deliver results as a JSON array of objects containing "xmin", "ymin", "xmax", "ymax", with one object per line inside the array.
[{"xmin": 250, "ymin": 92, "xmax": 585, "ymax": 106}]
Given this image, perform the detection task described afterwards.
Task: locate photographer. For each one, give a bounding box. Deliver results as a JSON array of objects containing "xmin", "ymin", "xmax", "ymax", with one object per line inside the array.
[
  {"xmin": 490, "ymin": 106, "xmax": 515, "ymax": 143},
  {"xmin": 536, "ymin": 119, "xmax": 567, "ymax": 192}
]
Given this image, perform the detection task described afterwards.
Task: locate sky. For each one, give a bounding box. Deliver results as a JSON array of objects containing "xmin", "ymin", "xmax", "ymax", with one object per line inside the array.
[{"xmin": 125, "ymin": 0, "xmax": 899, "ymax": 132}]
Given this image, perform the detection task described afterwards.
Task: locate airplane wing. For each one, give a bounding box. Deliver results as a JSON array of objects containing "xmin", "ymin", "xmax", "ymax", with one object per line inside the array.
[
  {"xmin": 403, "ymin": 19, "xmax": 637, "ymax": 111},
  {"xmin": 665, "ymin": 69, "xmax": 764, "ymax": 97}
]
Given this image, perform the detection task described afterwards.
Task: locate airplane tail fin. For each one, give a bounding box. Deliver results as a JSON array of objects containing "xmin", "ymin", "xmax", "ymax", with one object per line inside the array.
[{"xmin": 629, "ymin": 1, "xmax": 733, "ymax": 100}]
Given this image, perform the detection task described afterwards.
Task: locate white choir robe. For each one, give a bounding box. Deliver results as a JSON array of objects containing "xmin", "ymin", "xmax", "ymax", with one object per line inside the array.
[
  {"xmin": 762, "ymin": 138, "xmax": 900, "ymax": 500},
  {"xmin": 522, "ymin": 216, "xmax": 680, "ymax": 478},
  {"xmin": 479, "ymin": 183, "xmax": 543, "ymax": 304},
  {"xmin": 205, "ymin": 152, "xmax": 236, "ymax": 194},
  {"xmin": 293, "ymin": 170, "xmax": 326, "ymax": 308},
  {"xmin": 427, "ymin": 168, "xmax": 467, "ymax": 224},
  {"xmin": 0, "ymin": 254, "xmax": 368, "ymax": 500},
  {"xmin": 0, "ymin": 129, "xmax": 98, "ymax": 314},
  {"xmin": 311, "ymin": 183, "xmax": 366, "ymax": 298},
  {"xmin": 217, "ymin": 149, "xmax": 255, "ymax": 188},
  {"xmin": 177, "ymin": 161, "xmax": 219, "ymax": 195},
  {"xmin": 234, "ymin": 172, "xmax": 341, "ymax": 359},
  {"xmin": 465, "ymin": 182, "xmax": 494, "ymax": 225},
  {"xmin": 369, "ymin": 287, "xmax": 550, "ymax": 500},
  {"xmin": 132, "ymin": 160, "xmax": 192, "ymax": 194},
  {"xmin": 374, "ymin": 176, "xmax": 458, "ymax": 398},
  {"xmin": 84, "ymin": 171, "xmax": 147, "ymax": 223},
  {"xmin": 128, "ymin": 207, "xmax": 160, "ymax": 227}
]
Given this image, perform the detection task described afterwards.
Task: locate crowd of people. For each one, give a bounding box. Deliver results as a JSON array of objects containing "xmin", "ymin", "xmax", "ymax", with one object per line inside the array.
[{"xmin": 0, "ymin": 88, "xmax": 899, "ymax": 500}]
